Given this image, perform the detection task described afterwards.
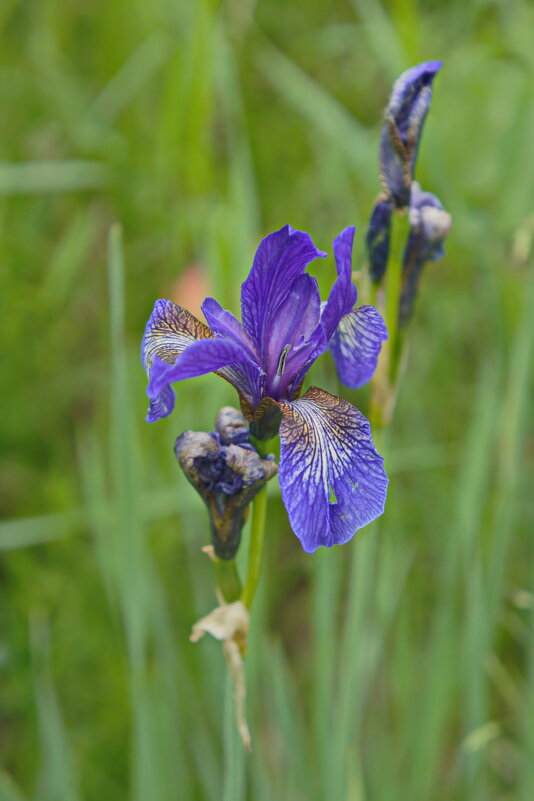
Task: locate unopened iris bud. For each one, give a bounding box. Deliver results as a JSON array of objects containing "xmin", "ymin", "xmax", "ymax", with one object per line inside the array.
[
  {"xmin": 366, "ymin": 196, "xmax": 394, "ymax": 284},
  {"xmin": 380, "ymin": 61, "xmax": 442, "ymax": 208},
  {"xmin": 174, "ymin": 407, "xmax": 277, "ymax": 560},
  {"xmin": 399, "ymin": 183, "xmax": 452, "ymax": 327},
  {"xmin": 215, "ymin": 406, "xmax": 250, "ymax": 445}
]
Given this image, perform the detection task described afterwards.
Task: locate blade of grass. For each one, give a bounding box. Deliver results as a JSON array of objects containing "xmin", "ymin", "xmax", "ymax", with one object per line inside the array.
[
  {"xmin": 30, "ymin": 613, "xmax": 82, "ymax": 801},
  {"xmin": 406, "ymin": 363, "xmax": 501, "ymax": 801},
  {"xmin": 255, "ymin": 36, "xmax": 376, "ymax": 185}
]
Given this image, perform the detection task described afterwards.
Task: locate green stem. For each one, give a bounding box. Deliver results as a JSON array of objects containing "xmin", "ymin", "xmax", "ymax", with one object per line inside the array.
[
  {"xmin": 369, "ymin": 208, "xmax": 410, "ymax": 429},
  {"xmin": 241, "ymin": 487, "xmax": 268, "ymax": 609},
  {"xmin": 215, "ymin": 558, "xmax": 242, "ymax": 603}
]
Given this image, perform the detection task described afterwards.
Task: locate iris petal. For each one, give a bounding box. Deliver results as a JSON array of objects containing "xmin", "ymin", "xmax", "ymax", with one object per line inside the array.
[
  {"xmin": 241, "ymin": 225, "xmax": 326, "ymax": 352},
  {"xmin": 321, "ymin": 226, "xmax": 358, "ymax": 341},
  {"xmin": 146, "ymin": 384, "xmax": 176, "ymax": 423},
  {"xmin": 264, "ymin": 273, "xmax": 322, "ymax": 396},
  {"xmin": 141, "ymin": 299, "xmax": 212, "ymax": 372},
  {"xmin": 278, "ymin": 387, "xmax": 388, "ymax": 553},
  {"xmin": 141, "ymin": 300, "xmax": 261, "ymax": 422},
  {"xmin": 201, "ymin": 297, "xmax": 258, "ymax": 360},
  {"xmin": 282, "ymin": 325, "xmax": 328, "ymax": 401},
  {"xmin": 329, "ymin": 306, "xmax": 388, "ymax": 389},
  {"xmin": 147, "ymin": 338, "xmax": 259, "ymax": 413},
  {"xmin": 201, "ymin": 296, "xmax": 266, "ymax": 405}
]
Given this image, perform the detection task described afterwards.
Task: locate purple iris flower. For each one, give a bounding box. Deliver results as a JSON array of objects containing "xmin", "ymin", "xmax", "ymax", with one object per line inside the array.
[
  {"xmin": 142, "ymin": 225, "xmax": 388, "ymax": 553},
  {"xmin": 380, "ymin": 60, "xmax": 442, "ymax": 207}
]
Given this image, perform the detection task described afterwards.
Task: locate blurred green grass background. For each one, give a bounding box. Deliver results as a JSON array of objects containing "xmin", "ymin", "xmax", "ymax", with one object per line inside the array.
[{"xmin": 1, "ymin": 1, "xmax": 533, "ymax": 799}]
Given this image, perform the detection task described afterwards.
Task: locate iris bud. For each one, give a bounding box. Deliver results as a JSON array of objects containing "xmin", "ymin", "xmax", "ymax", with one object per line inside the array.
[
  {"xmin": 380, "ymin": 61, "xmax": 442, "ymax": 208},
  {"xmin": 175, "ymin": 407, "xmax": 277, "ymax": 559},
  {"xmin": 399, "ymin": 183, "xmax": 452, "ymax": 326},
  {"xmin": 366, "ymin": 196, "xmax": 394, "ymax": 284}
]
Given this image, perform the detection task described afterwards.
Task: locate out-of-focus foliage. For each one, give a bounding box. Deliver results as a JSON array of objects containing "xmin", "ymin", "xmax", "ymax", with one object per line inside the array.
[{"xmin": 0, "ymin": 1, "xmax": 533, "ymax": 799}]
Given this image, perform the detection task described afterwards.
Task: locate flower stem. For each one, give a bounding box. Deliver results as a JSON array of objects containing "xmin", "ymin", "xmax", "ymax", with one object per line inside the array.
[
  {"xmin": 241, "ymin": 487, "xmax": 268, "ymax": 609},
  {"xmin": 215, "ymin": 558, "xmax": 242, "ymax": 603}
]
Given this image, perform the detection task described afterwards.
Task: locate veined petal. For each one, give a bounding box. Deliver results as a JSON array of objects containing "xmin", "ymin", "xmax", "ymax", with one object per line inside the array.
[
  {"xmin": 241, "ymin": 225, "xmax": 326, "ymax": 351},
  {"xmin": 278, "ymin": 387, "xmax": 388, "ymax": 553},
  {"xmin": 142, "ymin": 299, "xmax": 212, "ymax": 372},
  {"xmin": 142, "ymin": 300, "xmax": 212, "ymax": 422},
  {"xmin": 329, "ymin": 306, "xmax": 388, "ymax": 389},
  {"xmin": 321, "ymin": 226, "xmax": 358, "ymax": 341},
  {"xmin": 142, "ymin": 299, "xmax": 263, "ymax": 422}
]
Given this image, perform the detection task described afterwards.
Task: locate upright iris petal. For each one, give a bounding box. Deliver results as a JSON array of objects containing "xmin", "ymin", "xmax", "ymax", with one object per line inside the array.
[
  {"xmin": 240, "ymin": 225, "xmax": 326, "ymax": 352},
  {"xmin": 380, "ymin": 60, "xmax": 442, "ymax": 207},
  {"xmin": 320, "ymin": 226, "xmax": 358, "ymax": 341},
  {"xmin": 264, "ymin": 273, "xmax": 323, "ymax": 400},
  {"xmin": 324, "ymin": 227, "xmax": 388, "ymax": 389}
]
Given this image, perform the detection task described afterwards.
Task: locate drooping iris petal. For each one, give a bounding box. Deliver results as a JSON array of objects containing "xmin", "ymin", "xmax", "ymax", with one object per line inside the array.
[
  {"xmin": 146, "ymin": 384, "xmax": 176, "ymax": 423},
  {"xmin": 142, "ymin": 299, "xmax": 263, "ymax": 422},
  {"xmin": 142, "ymin": 299, "xmax": 212, "ymax": 371},
  {"xmin": 380, "ymin": 60, "xmax": 442, "ymax": 207},
  {"xmin": 277, "ymin": 386, "xmax": 388, "ymax": 553},
  {"xmin": 321, "ymin": 226, "xmax": 358, "ymax": 341},
  {"xmin": 241, "ymin": 225, "xmax": 326, "ymax": 352},
  {"xmin": 329, "ymin": 306, "xmax": 388, "ymax": 389},
  {"xmin": 142, "ymin": 300, "xmax": 213, "ymax": 422}
]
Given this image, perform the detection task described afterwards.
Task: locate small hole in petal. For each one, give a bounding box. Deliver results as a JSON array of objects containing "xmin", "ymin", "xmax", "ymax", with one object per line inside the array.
[{"xmin": 329, "ymin": 486, "xmax": 338, "ymax": 504}]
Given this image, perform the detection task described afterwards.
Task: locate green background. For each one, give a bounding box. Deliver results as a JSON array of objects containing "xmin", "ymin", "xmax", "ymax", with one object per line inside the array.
[{"xmin": 1, "ymin": 1, "xmax": 533, "ymax": 799}]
